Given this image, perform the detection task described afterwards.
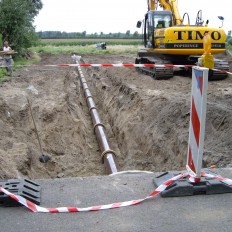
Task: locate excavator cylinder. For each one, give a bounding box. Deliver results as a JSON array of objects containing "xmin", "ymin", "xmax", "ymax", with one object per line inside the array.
[{"xmin": 148, "ymin": 0, "xmax": 156, "ymax": 10}]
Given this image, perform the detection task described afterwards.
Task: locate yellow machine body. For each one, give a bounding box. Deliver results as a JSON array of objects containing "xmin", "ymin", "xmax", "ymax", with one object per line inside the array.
[{"xmin": 153, "ymin": 26, "xmax": 226, "ymax": 56}]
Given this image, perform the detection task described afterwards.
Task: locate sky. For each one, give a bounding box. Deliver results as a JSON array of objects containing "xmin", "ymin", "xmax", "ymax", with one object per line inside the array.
[{"xmin": 34, "ymin": 0, "xmax": 231, "ymax": 34}]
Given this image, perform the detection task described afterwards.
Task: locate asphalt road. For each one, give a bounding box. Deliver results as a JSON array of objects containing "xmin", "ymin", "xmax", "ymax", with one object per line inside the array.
[{"xmin": 0, "ymin": 168, "xmax": 232, "ymax": 232}]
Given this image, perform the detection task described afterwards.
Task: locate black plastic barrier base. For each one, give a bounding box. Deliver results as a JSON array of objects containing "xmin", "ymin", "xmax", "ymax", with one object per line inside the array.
[
  {"xmin": 154, "ymin": 172, "xmax": 232, "ymax": 197},
  {"xmin": 0, "ymin": 179, "xmax": 41, "ymax": 207}
]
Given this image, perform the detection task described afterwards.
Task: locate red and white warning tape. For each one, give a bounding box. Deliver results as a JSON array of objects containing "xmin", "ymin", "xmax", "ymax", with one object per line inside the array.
[
  {"xmin": 42, "ymin": 63, "xmax": 193, "ymax": 68},
  {"xmin": 0, "ymin": 172, "xmax": 231, "ymax": 213},
  {"xmin": 202, "ymin": 172, "xmax": 232, "ymax": 186},
  {"xmin": 37, "ymin": 63, "xmax": 231, "ymax": 75},
  {"xmin": 212, "ymin": 68, "xmax": 231, "ymax": 75},
  {"xmin": 0, "ymin": 173, "xmax": 186, "ymax": 213}
]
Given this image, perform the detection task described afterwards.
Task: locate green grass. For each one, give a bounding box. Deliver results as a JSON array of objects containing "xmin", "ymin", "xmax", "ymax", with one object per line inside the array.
[
  {"xmin": 36, "ymin": 38, "xmax": 142, "ymax": 47},
  {"xmin": 0, "ymin": 68, "xmax": 8, "ymax": 81},
  {"xmin": 30, "ymin": 38, "xmax": 143, "ymax": 55},
  {"xmin": 30, "ymin": 44, "xmax": 143, "ymax": 55},
  {"xmin": 15, "ymin": 52, "xmax": 41, "ymax": 66},
  {"xmin": 226, "ymin": 43, "xmax": 232, "ymax": 51}
]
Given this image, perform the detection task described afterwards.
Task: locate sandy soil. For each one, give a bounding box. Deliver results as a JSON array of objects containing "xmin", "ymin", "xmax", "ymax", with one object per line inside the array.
[{"xmin": 0, "ymin": 53, "xmax": 232, "ymax": 179}]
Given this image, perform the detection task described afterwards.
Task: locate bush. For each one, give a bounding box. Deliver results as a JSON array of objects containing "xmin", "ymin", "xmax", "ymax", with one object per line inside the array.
[{"xmin": 228, "ymin": 38, "xmax": 232, "ymax": 46}]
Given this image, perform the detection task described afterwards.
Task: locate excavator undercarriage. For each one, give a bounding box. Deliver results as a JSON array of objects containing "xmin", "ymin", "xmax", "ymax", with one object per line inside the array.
[
  {"xmin": 135, "ymin": 56, "xmax": 174, "ymax": 80},
  {"xmin": 135, "ymin": 52, "xmax": 230, "ymax": 80}
]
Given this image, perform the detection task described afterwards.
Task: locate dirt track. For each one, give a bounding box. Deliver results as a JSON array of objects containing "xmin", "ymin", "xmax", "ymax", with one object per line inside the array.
[{"xmin": 0, "ymin": 53, "xmax": 232, "ymax": 179}]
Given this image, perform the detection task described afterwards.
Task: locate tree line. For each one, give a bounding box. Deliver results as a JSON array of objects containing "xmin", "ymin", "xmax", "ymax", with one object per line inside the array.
[
  {"xmin": 37, "ymin": 30, "xmax": 142, "ymax": 39},
  {"xmin": 0, "ymin": 0, "xmax": 42, "ymax": 56}
]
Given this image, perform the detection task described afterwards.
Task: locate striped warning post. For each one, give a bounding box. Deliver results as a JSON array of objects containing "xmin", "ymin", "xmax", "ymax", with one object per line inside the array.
[{"xmin": 186, "ymin": 66, "xmax": 209, "ymax": 179}]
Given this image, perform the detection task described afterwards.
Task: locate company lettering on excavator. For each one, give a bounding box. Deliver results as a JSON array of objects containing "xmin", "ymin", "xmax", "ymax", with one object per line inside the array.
[{"xmin": 135, "ymin": 0, "xmax": 229, "ymax": 80}]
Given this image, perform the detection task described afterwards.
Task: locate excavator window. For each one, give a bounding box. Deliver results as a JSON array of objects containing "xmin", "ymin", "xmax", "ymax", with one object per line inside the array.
[
  {"xmin": 156, "ymin": 20, "xmax": 165, "ymax": 28},
  {"xmin": 154, "ymin": 15, "xmax": 172, "ymax": 28}
]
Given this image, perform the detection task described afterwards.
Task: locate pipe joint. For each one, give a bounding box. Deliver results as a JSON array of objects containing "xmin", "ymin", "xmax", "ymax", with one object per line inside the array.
[
  {"xmin": 93, "ymin": 122, "xmax": 105, "ymax": 131},
  {"xmin": 101, "ymin": 149, "xmax": 117, "ymax": 162}
]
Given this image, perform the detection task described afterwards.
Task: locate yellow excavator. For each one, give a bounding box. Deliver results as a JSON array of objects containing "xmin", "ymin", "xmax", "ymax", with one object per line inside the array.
[{"xmin": 136, "ymin": 0, "xmax": 229, "ymax": 80}]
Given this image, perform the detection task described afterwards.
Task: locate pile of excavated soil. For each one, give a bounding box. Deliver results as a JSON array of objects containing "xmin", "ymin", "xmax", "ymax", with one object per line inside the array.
[{"xmin": 0, "ymin": 53, "xmax": 232, "ymax": 179}]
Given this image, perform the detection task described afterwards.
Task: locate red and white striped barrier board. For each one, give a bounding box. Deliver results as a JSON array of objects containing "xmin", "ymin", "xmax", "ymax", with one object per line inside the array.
[
  {"xmin": 186, "ymin": 67, "xmax": 209, "ymax": 179},
  {"xmin": 0, "ymin": 172, "xmax": 231, "ymax": 213}
]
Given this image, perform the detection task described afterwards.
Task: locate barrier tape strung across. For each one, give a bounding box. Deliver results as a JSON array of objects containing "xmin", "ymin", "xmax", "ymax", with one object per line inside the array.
[
  {"xmin": 36, "ymin": 63, "xmax": 232, "ymax": 75},
  {"xmin": 42, "ymin": 63, "xmax": 194, "ymax": 68},
  {"xmin": 0, "ymin": 173, "xmax": 186, "ymax": 213},
  {"xmin": 212, "ymin": 68, "xmax": 231, "ymax": 74},
  {"xmin": 0, "ymin": 172, "xmax": 231, "ymax": 213},
  {"xmin": 202, "ymin": 172, "xmax": 232, "ymax": 186}
]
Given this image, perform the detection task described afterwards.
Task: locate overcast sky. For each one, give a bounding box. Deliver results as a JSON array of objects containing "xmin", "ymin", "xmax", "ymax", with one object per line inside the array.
[{"xmin": 34, "ymin": 0, "xmax": 231, "ymax": 34}]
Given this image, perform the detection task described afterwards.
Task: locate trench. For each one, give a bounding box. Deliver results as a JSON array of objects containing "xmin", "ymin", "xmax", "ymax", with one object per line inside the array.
[
  {"xmin": 0, "ymin": 53, "xmax": 232, "ymax": 180},
  {"xmin": 75, "ymin": 61, "xmax": 118, "ymax": 174}
]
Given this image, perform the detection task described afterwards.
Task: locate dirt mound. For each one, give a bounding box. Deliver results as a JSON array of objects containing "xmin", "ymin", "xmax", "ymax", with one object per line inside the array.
[{"xmin": 0, "ymin": 53, "xmax": 232, "ymax": 179}]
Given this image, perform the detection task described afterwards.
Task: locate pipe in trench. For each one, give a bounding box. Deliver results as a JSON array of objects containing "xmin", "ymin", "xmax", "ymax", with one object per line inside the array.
[{"xmin": 76, "ymin": 65, "xmax": 118, "ymax": 175}]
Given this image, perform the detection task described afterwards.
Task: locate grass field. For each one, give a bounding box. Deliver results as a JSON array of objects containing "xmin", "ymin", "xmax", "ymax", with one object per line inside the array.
[
  {"xmin": 36, "ymin": 38, "xmax": 142, "ymax": 46},
  {"xmin": 31, "ymin": 38, "xmax": 143, "ymax": 55}
]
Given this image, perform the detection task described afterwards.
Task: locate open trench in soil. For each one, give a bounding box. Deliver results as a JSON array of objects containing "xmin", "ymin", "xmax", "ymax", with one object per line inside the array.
[{"xmin": 0, "ymin": 53, "xmax": 232, "ymax": 179}]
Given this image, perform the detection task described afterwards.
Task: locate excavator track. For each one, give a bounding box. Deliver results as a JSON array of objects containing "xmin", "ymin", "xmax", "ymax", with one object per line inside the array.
[
  {"xmin": 135, "ymin": 55, "xmax": 229, "ymax": 81},
  {"xmin": 188, "ymin": 56, "xmax": 229, "ymax": 81},
  {"xmin": 135, "ymin": 57, "xmax": 174, "ymax": 80},
  {"xmin": 209, "ymin": 59, "xmax": 230, "ymax": 81}
]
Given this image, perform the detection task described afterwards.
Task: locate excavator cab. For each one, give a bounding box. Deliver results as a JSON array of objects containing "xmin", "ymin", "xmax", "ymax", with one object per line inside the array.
[
  {"xmin": 139, "ymin": 10, "xmax": 172, "ymax": 48},
  {"xmin": 155, "ymin": 13, "xmax": 172, "ymax": 28},
  {"xmin": 136, "ymin": 10, "xmax": 175, "ymax": 79}
]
